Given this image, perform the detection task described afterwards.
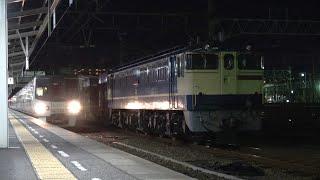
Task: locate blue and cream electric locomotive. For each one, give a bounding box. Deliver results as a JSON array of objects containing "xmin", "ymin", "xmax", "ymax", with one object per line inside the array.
[{"xmin": 99, "ymin": 47, "xmax": 264, "ymax": 136}]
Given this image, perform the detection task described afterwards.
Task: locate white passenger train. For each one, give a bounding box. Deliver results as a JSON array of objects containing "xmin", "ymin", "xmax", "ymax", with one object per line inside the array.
[{"xmin": 9, "ymin": 76, "xmax": 96, "ymax": 126}]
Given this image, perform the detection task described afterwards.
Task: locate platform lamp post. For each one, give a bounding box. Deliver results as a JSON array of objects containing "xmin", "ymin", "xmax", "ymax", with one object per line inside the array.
[{"xmin": 0, "ymin": 0, "xmax": 8, "ymax": 148}]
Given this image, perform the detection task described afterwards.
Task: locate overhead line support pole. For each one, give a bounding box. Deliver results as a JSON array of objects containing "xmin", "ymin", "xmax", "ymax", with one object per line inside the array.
[
  {"xmin": 48, "ymin": 0, "xmax": 51, "ymax": 36},
  {"xmin": 17, "ymin": 30, "xmax": 29, "ymax": 70},
  {"xmin": 0, "ymin": 0, "xmax": 8, "ymax": 148}
]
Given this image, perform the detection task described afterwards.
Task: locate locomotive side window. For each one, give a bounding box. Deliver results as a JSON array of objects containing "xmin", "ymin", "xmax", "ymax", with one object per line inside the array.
[
  {"xmin": 191, "ymin": 54, "xmax": 204, "ymax": 69},
  {"xmin": 157, "ymin": 67, "xmax": 167, "ymax": 81},
  {"xmin": 140, "ymin": 68, "xmax": 148, "ymax": 85},
  {"xmin": 238, "ymin": 54, "xmax": 263, "ymax": 70},
  {"xmin": 177, "ymin": 56, "xmax": 181, "ymax": 77},
  {"xmin": 205, "ymin": 54, "xmax": 219, "ymax": 69},
  {"xmin": 224, "ymin": 54, "xmax": 234, "ymax": 70},
  {"xmin": 180, "ymin": 55, "xmax": 185, "ymax": 76},
  {"xmin": 186, "ymin": 54, "xmax": 218, "ymax": 70}
]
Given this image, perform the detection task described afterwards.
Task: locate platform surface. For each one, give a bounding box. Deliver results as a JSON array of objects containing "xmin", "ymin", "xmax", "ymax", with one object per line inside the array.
[
  {"xmin": 6, "ymin": 110, "xmax": 193, "ymax": 180},
  {"xmin": 0, "ymin": 116, "xmax": 37, "ymax": 180}
]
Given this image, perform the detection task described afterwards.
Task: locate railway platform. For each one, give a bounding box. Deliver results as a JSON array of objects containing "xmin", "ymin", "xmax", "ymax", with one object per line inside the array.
[{"xmin": 3, "ymin": 110, "xmax": 193, "ymax": 180}]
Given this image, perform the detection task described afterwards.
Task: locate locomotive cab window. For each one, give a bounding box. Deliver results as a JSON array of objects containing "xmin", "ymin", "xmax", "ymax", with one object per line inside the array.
[
  {"xmin": 224, "ymin": 54, "xmax": 234, "ymax": 70},
  {"xmin": 238, "ymin": 54, "xmax": 263, "ymax": 70},
  {"xmin": 189, "ymin": 54, "xmax": 203, "ymax": 69},
  {"xmin": 186, "ymin": 53, "xmax": 218, "ymax": 70},
  {"xmin": 205, "ymin": 54, "xmax": 219, "ymax": 69}
]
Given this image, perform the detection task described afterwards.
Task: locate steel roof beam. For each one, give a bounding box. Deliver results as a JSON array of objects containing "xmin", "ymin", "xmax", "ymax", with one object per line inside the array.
[
  {"xmin": 10, "ymin": 68, "xmax": 22, "ymax": 74},
  {"xmin": 213, "ymin": 18, "xmax": 320, "ymax": 39},
  {"xmin": 8, "ymin": 51, "xmax": 24, "ymax": 57},
  {"xmin": 8, "ymin": 49, "xmax": 23, "ymax": 55},
  {"xmin": 6, "ymin": 0, "xmax": 23, "ymax": 4},
  {"xmin": 10, "ymin": 63, "xmax": 25, "ymax": 69},
  {"xmin": 28, "ymin": 0, "xmax": 62, "ymax": 61},
  {"xmin": 8, "ymin": 41, "xmax": 24, "ymax": 47},
  {"xmin": 9, "ymin": 57, "xmax": 25, "ymax": 63},
  {"xmin": 12, "ymin": 68, "xmax": 24, "ymax": 73},
  {"xmin": 8, "ymin": 7, "xmax": 48, "ymax": 19},
  {"xmin": 9, "ymin": 61, "xmax": 25, "ymax": 67},
  {"xmin": 8, "ymin": 45, "xmax": 23, "ymax": 51},
  {"xmin": 9, "ymin": 57, "xmax": 25, "ymax": 64},
  {"xmin": 9, "ymin": 61, "xmax": 26, "ymax": 66},
  {"xmin": 8, "ymin": 21, "xmax": 43, "ymax": 31},
  {"xmin": 8, "ymin": 30, "xmax": 38, "ymax": 39}
]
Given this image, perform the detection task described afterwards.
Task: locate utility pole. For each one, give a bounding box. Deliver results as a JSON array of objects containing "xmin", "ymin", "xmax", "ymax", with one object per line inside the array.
[{"xmin": 0, "ymin": 0, "xmax": 8, "ymax": 148}]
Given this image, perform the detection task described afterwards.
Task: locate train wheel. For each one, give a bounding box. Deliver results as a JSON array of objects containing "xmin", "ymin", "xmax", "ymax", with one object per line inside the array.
[
  {"xmin": 111, "ymin": 110, "xmax": 119, "ymax": 127},
  {"xmin": 142, "ymin": 110, "xmax": 150, "ymax": 134},
  {"xmin": 171, "ymin": 112, "xmax": 179, "ymax": 136},
  {"xmin": 156, "ymin": 112, "xmax": 166, "ymax": 137},
  {"xmin": 172, "ymin": 111, "xmax": 185, "ymax": 137},
  {"xmin": 137, "ymin": 110, "xmax": 143, "ymax": 132},
  {"xmin": 165, "ymin": 112, "xmax": 172, "ymax": 136},
  {"xmin": 119, "ymin": 111, "xmax": 126, "ymax": 129},
  {"xmin": 123, "ymin": 111, "xmax": 129, "ymax": 130}
]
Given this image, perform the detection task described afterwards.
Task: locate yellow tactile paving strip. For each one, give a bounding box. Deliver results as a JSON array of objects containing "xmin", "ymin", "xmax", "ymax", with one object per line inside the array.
[{"xmin": 10, "ymin": 116, "xmax": 76, "ymax": 180}]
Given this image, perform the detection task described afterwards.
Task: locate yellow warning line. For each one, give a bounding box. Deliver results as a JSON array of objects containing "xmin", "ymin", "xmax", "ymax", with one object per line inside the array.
[{"xmin": 10, "ymin": 117, "xmax": 76, "ymax": 180}]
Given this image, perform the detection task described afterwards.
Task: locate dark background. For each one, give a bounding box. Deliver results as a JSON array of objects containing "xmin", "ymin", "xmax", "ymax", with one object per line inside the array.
[{"xmin": 28, "ymin": 0, "xmax": 320, "ymax": 73}]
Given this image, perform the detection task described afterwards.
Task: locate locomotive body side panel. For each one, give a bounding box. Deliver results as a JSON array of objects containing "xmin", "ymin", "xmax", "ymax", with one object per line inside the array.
[{"xmin": 102, "ymin": 48, "xmax": 264, "ymax": 134}]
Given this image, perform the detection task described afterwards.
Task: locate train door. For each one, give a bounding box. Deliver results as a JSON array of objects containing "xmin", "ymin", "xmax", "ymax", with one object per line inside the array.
[
  {"xmin": 106, "ymin": 74, "xmax": 114, "ymax": 119},
  {"xmin": 169, "ymin": 56, "xmax": 178, "ymax": 109},
  {"xmin": 220, "ymin": 52, "xmax": 237, "ymax": 94},
  {"xmin": 107, "ymin": 75, "xmax": 114, "ymax": 107}
]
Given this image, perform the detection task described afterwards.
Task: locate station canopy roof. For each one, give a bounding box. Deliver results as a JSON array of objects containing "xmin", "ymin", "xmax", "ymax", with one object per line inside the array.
[{"xmin": 7, "ymin": 0, "xmax": 60, "ymax": 78}]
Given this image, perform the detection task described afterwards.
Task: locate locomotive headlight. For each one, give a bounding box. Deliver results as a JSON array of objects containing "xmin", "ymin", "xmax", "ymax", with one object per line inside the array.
[
  {"xmin": 67, "ymin": 100, "xmax": 81, "ymax": 114},
  {"xmin": 34, "ymin": 102, "xmax": 47, "ymax": 115}
]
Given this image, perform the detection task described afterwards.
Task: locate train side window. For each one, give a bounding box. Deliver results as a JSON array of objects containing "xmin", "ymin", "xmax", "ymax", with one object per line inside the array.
[
  {"xmin": 177, "ymin": 56, "xmax": 181, "ymax": 77},
  {"xmin": 186, "ymin": 54, "xmax": 191, "ymax": 69},
  {"xmin": 205, "ymin": 54, "xmax": 219, "ymax": 69},
  {"xmin": 140, "ymin": 68, "xmax": 148, "ymax": 85},
  {"xmin": 192, "ymin": 54, "xmax": 204, "ymax": 69},
  {"xmin": 224, "ymin": 54, "xmax": 234, "ymax": 70},
  {"xmin": 157, "ymin": 67, "xmax": 166, "ymax": 81},
  {"xmin": 181, "ymin": 55, "xmax": 185, "ymax": 76},
  {"xmin": 186, "ymin": 54, "xmax": 204, "ymax": 69},
  {"xmin": 152, "ymin": 69, "xmax": 156, "ymax": 82},
  {"xmin": 176, "ymin": 56, "xmax": 184, "ymax": 77},
  {"xmin": 146, "ymin": 68, "xmax": 150, "ymax": 83},
  {"xmin": 158, "ymin": 68, "xmax": 161, "ymax": 81},
  {"xmin": 186, "ymin": 54, "xmax": 218, "ymax": 70}
]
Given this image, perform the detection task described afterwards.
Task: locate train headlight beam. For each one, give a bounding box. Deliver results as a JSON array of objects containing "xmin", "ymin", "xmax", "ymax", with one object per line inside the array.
[
  {"xmin": 67, "ymin": 100, "xmax": 81, "ymax": 114},
  {"xmin": 34, "ymin": 102, "xmax": 47, "ymax": 115}
]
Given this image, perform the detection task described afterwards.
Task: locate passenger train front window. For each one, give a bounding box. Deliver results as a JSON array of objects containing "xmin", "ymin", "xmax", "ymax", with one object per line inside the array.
[
  {"xmin": 186, "ymin": 54, "xmax": 218, "ymax": 70},
  {"xmin": 36, "ymin": 87, "xmax": 48, "ymax": 97}
]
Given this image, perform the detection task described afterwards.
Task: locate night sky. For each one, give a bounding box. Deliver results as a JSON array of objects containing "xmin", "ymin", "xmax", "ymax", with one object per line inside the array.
[{"xmin": 30, "ymin": 0, "xmax": 320, "ymax": 73}]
